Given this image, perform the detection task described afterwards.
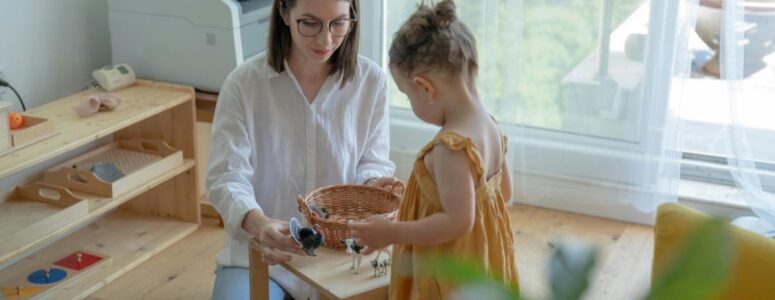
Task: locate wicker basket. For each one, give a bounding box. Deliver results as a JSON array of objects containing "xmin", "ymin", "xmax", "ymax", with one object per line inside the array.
[{"xmin": 297, "ymin": 184, "xmax": 402, "ymax": 250}]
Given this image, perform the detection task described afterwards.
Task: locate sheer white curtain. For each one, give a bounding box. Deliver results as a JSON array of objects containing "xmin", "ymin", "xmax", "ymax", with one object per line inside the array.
[
  {"xmin": 386, "ymin": 0, "xmax": 699, "ymax": 222},
  {"xmin": 662, "ymin": 0, "xmax": 775, "ymax": 234},
  {"xmin": 714, "ymin": 0, "xmax": 775, "ymax": 235},
  {"xmin": 385, "ymin": 0, "xmax": 775, "ymax": 225},
  {"xmin": 504, "ymin": 0, "xmax": 698, "ymax": 221},
  {"xmin": 509, "ymin": 0, "xmax": 775, "ymax": 225}
]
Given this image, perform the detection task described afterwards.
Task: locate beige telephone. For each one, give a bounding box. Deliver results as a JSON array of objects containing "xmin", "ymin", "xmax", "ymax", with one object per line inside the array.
[{"xmin": 92, "ymin": 64, "xmax": 136, "ymax": 91}]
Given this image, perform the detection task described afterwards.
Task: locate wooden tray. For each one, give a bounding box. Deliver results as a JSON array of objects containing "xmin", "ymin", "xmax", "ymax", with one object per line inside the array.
[
  {"xmin": 11, "ymin": 115, "xmax": 56, "ymax": 148},
  {"xmin": 42, "ymin": 139, "xmax": 183, "ymax": 197},
  {"xmin": 0, "ymin": 102, "xmax": 10, "ymax": 154},
  {"xmin": 0, "ymin": 115, "xmax": 58, "ymax": 157},
  {"xmin": 0, "ymin": 183, "xmax": 90, "ymax": 264}
]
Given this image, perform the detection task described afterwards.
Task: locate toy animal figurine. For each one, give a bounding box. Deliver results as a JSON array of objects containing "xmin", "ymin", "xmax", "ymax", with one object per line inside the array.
[
  {"xmin": 341, "ymin": 238, "xmax": 364, "ymax": 274},
  {"xmin": 370, "ymin": 249, "xmax": 391, "ymax": 277},
  {"xmin": 308, "ymin": 203, "xmax": 330, "ymax": 219},
  {"xmin": 379, "ymin": 260, "xmax": 389, "ymax": 276},
  {"xmin": 289, "ymin": 217, "xmax": 325, "ymax": 256},
  {"xmin": 371, "ymin": 259, "xmax": 379, "ymax": 277}
]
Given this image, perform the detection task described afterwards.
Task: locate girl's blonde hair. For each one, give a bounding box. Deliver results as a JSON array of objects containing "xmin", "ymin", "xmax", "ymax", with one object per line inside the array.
[{"xmin": 389, "ymin": 0, "xmax": 478, "ymax": 79}]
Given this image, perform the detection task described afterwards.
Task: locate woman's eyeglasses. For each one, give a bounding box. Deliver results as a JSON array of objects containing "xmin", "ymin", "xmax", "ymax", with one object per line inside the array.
[{"xmin": 295, "ymin": 18, "xmax": 357, "ymax": 37}]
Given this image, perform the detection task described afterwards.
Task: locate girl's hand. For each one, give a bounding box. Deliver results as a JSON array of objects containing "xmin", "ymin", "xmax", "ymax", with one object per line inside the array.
[
  {"xmin": 348, "ymin": 215, "xmax": 395, "ymax": 255},
  {"xmin": 244, "ymin": 210, "xmax": 305, "ymax": 264},
  {"xmin": 367, "ymin": 176, "xmax": 405, "ymax": 195}
]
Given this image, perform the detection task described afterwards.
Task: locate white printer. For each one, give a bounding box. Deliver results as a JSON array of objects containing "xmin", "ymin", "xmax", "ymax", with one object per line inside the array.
[{"xmin": 108, "ymin": 0, "xmax": 272, "ymax": 92}]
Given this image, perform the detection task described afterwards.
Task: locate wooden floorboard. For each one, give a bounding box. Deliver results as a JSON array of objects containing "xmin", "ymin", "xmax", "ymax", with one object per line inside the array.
[
  {"xmin": 90, "ymin": 218, "xmax": 224, "ymax": 300},
  {"xmin": 92, "ymin": 205, "xmax": 654, "ymax": 300}
]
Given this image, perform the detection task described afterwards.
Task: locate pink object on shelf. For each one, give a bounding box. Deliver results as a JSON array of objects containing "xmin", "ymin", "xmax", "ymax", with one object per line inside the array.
[{"xmin": 74, "ymin": 93, "xmax": 122, "ymax": 118}]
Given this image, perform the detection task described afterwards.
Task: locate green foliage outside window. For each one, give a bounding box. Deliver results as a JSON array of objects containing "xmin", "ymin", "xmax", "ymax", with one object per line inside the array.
[{"xmin": 386, "ymin": 0, "xmax": 643, "ymax": 129}]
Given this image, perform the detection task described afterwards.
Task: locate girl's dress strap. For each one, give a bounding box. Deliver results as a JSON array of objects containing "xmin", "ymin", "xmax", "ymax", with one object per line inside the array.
[{"xmin": 416, "ymin": 131, "xmax": 485, "ymax": 184}]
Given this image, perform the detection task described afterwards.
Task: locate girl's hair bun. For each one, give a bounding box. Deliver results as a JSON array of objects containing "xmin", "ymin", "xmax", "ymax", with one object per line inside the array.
[
  {"xmin": 429, "ymin": 0, "xmax": 457, "ymax": 29},
  {"xmin": 390, "ymin": 0, "xmax": 478, "ymax": 78}
]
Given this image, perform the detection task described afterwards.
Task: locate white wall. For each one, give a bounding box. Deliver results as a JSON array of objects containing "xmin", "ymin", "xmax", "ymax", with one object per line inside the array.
[
  {"xmin": 0, "ymin": 0, "xmax": 112, "ymax": 193},
  {"xmin": 0, "ymin": 0, "xmax": 111, "ymax": 111},
  {"xmin": 357, "ymin": 0, "xmax": 384, "ymax": 66}
]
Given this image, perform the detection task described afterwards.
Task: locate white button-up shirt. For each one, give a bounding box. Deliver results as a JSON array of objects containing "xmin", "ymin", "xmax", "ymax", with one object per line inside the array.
[{"xmin": 206, "ymin": 55, "xmax": 394, "ymax": 298}]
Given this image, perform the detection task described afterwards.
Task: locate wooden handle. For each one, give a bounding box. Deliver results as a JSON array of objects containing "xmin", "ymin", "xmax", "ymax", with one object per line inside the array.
[
  {"xmin": 48, "ymin": 168, "xmax": 108, "ymax": 184},
  {"xmin": 43, "ymin": 168, "xmax": 112, "ymax": 197},
  {"xmin": 120, "ymin": 139, "xmax": 177, "ymax": 156},
  {"xmin": 385, "ymin": 181, "xmax": 405, "ymax": 202},
  {"xmin": 297, "ymin": 196, "xmax": 312, "ymax": 221},
  {"xmin": 17, "ymin": 182, "xmax": 84, "ymax": 207}
]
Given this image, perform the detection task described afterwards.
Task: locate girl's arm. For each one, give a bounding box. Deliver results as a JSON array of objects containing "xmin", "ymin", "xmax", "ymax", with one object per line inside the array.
[{"xmin": 393, "ymin": 145, "xmax": 476, "ymax": 244}]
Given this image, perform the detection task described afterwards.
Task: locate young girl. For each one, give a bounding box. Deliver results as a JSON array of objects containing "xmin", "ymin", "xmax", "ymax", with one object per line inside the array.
[{"xmin": 348, "ymin": 0, "xmax": 519, "ymax": 298}]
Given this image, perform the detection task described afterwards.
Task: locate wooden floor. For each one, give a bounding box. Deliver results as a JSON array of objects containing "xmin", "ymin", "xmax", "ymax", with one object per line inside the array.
[
  {"xmin": 510, "ymin": 205, "xmax": 654, "ymax": 300},
  {"xmin": 89, "ymin": 205, "xmax": 654, "ymax": 300}
]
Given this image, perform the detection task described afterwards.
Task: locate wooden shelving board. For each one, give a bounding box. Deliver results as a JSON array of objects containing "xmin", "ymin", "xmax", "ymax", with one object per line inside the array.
[
  {"xmin": 0, "ymin": 81, "xmax": 193, "ymax": 179},
  {"xmin": 0, "ymin": 210, "xmax": 198, "ymax": 300},
  {"xmin": 0, "ymin": 160, "xmax": 195, "ymax": 267}
]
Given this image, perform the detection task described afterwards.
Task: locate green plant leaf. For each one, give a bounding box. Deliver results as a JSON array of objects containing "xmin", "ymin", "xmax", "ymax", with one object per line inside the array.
[
  {"xmin": 645, "ymin": 218, "xmax": 733, "ymax": 300},
  {"xmin": 421, "ymin": 255, "xmax": 521, "ymax": 300},
  {"xmin": 422, "ymin": 255, "xmax": 490, "ymax": 284},
  {"xmin": 450, "ymin": 281, "xmax": 521, "ymax": 300},
  {"xmin": 548, "ymin": 238, "xmax": 598, "ymax": 300}
]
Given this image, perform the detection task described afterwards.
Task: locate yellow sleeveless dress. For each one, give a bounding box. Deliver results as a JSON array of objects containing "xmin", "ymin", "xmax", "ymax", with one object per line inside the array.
[{"xmin": 389, "ymin": 132, "xmax": 519, "ymax": 300}]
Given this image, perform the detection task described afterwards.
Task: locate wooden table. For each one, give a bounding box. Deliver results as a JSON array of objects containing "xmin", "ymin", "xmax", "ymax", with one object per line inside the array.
[{"xmin": 249, "ymin": 240, "xmax": 390, "ymax": 300}]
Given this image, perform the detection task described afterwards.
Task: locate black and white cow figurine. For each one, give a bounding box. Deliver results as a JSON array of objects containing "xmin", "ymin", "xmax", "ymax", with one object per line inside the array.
[
  {"xmin": 379, "ymin": 259, "xmax": 389, "ymax": 276},
  {"xmin": 341, "ymin": 238, "xmax": 363, "ymax": 274}
]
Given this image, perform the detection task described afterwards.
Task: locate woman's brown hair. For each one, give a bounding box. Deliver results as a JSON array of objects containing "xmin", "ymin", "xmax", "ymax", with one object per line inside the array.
[
  {"xmin": 389, "ymin": 0, "xmax": 478, "ymax": 80},
  {"xmin": 267, "ymin": 0, "xmax": 360, "ymax": 87}
]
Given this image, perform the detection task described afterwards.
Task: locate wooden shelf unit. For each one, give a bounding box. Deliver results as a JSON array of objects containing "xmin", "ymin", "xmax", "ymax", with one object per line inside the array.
[
  {"xmin": 0, "ymin": 80, "xmax": 200, "ymax": 299},
  {"xmin": 0, "ymin": 210, "xmax": 199, "ymax": 300}
]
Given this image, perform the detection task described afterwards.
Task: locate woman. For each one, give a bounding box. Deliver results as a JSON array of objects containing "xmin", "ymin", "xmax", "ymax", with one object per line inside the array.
[{"xmin": 207, "ymin": 0, "xmax": 399, "ymax": 299}]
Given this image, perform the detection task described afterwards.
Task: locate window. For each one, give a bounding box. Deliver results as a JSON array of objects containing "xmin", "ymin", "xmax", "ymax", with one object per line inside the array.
[
  {"xmin": 384, "ymin": 0, "xmax": 661, "ymax": 188},
  {"xmin": 385, "ymin": 0, "xmax": 643, "ymax": 139},
  {"xmin": 378, "ymin": 0, "xmax": 775, "ymax": 219},
  {"xmin": 677, "ymin": 2, "xmax": 775, "ymax": 193}
]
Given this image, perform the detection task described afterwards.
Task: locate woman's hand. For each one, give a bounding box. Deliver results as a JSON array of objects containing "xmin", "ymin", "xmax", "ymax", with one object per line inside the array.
[
  {"xmin": 348, "ymin": 215, "xmax": 396, "ymax": 255},
  {"xmin": 367, "ymin": 176, "xmax": 405, "ymax": 195},
  {"xmin": 243, "ymin": 210, "xmax": 305, "ymax": 265}
]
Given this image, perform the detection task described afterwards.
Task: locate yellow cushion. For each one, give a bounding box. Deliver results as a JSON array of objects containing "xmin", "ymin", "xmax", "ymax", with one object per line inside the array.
[{"xmin": 653, "ymin": 203, "xmax": 775, "ymax": 299}]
